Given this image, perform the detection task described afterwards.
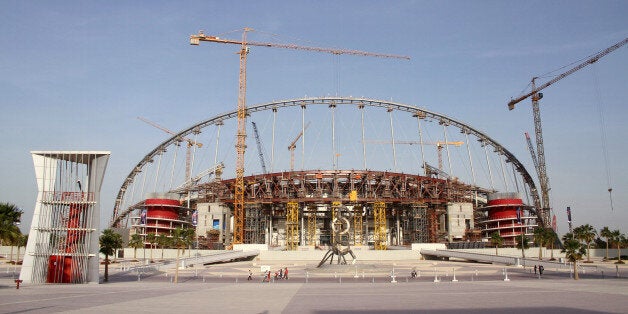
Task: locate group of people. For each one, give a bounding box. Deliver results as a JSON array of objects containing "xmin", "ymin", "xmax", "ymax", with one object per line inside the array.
[
  {"xmin": 250, "ymin": 267, "xmax": 289, "ymax": 282},
  {"xmin": 534, "ymin": 264, "xmax": 544, "ymax": 276}
]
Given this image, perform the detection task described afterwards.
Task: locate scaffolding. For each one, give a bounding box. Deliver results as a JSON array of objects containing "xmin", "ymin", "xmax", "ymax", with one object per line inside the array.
[
  {"xmin": 285, "ymin": 202, "xmax": 299, "ymax": 250},
  {"xmin": 245, "ymin": 205, "xmax": 264, "ymax": 244},
  {"xmin": 411, "ymin": 203, "xmax": 429, "ymax": 243},
  {"xmin": 353, "ymin": 205, "xmax": 363, "ymax": 245},
  {"xmin": 374, "ymin": 202, "xmax": 387, "ymax": 250},
  {"xmin": 306, "ymin": 205, "xmax": 317, "ymax": 246}
]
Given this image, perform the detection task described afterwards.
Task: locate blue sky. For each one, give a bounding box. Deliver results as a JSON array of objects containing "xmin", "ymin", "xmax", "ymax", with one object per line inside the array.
[{"xmin": 1, "ymin": 1, "xmax": 627, "ymax": 235}]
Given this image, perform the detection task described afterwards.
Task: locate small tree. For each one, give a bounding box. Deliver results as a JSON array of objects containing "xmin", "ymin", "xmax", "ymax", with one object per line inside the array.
[
  {"xmin": 172, "ymin": 227, "xmax": 194, "ymax": 283},
  {"xmin": 546, "ymin": 229, "xmax": 558, "ymax": 261},
  {"xmin": 610, "ymin": 230, "xmax": 625, "ymax": 264},
  {"xmin": 157, "ymin": 234, "xmax": 172, "ymax": 259},
  {"xmin": 516, "ymin": 234, "xmax": 530, "ymax": 258},
  {"xmin": 490, "ymin": 232, "xmax": 504, "ymax": 256},
  {"xmin": 0, "ymin": 202, "xmax": 22, "ymax": 250},
  {"xmin": 146, "ymin": 233, "xmax": 157, "ymax": 262},
  {"xmin": 600, "ymin": 227, "xmax": 612, "ymax": 261},
  {"xmin": 574, "ymin": 224, "xmax": 597, "ymax": 263},
  {"xmin": 533, "ymin": 227, "xmax": 551, "ymax": 260},
  {"xmin": 16, "ymin": 234, "xmax": 27, "ymax": 264},
  {"xmin": 100, "ymin": 229, "xmax": 123, "ymax": 282},
  {"xmin": 128, "ymin": 234, "xmax": 144, "ymax": 260},
  {"xmin": 562, "ymin": 232, "xmax": 587, "ymax": 280}
]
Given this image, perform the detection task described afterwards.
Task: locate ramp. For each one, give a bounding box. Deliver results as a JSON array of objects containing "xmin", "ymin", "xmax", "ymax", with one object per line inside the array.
[{"xmin": 420, "ymin": 249, "xmax": 596, "ymax": 271}]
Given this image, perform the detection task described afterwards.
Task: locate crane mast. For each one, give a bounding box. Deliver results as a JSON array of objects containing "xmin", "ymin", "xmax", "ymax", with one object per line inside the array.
[
  {"xmin": 288, "ymin": 122, "xmax": 310, "ymax": 172},
  {"xmin": 508, "ymin": 37, "xmax": 627, "ymax": 227},
  {"xmin": 191, "ymin": 28, "xmax": 409, "ymax": 244},
  {"xmin": 251, "ymin": 121, "xmax": 267, "ymax": 174}
]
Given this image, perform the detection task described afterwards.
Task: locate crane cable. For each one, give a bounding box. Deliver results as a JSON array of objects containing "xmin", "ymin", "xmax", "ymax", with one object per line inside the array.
[{"xmin": 592, "ymin": 64, "xmax": 614, "ymax": 211}]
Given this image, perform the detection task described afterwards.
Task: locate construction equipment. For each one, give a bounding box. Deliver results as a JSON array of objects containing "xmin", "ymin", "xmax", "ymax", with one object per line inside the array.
[
  {"xmin": 251, "ymin": 122, "xmax": 267, "ymax": 174},
  {"xmin": 191, "ymin": 28, "xmax": 409, "ymax": 244},
  {"xmin": 288, "ymin": 122, "xmax": 311, "ymax": 172},
  {"xmin": 524, "ymin": 132, "xmax": 541, "ymax": 186},
  {"xmin": 365, "ymin": 140, "xmax": 463, "ymax": 170},
  {"xmin": 508, "ymin": 37, "xmax": 627, "ymax": 226},
  {"xmin": 138, "ymin": 117, "xmax": 202, "ymax": 183}
]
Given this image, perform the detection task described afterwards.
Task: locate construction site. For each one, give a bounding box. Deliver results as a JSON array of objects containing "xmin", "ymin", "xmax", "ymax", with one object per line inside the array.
[
  {"xmin": 14, "ymin": 23, "xmax": 626, "ymax": 285},
  {"xmin": 103, "ymin": 33, "xmax": 626, "ymax": 254}
]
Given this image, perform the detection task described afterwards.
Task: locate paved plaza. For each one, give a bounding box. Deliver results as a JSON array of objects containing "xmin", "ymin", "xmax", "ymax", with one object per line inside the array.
[{"xmin": 1, "ymin": 259, "xmax": 627, "ymax": 313}]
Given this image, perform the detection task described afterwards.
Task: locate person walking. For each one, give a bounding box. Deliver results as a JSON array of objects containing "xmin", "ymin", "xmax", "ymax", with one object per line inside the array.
[
  {"xmin": 534, "ymin": 265, "xmax": 537, "ymax": 274},
  {"xmin": 248, "ymin": 269, "xmax": 252, "ymax": 281},
  {"xmin": 539, "ymin": 265, "xmax": 544, "ymax": 276},
  {"xmin": 284, "ymin": 267, "xmax": 289, "ymax": 280}
]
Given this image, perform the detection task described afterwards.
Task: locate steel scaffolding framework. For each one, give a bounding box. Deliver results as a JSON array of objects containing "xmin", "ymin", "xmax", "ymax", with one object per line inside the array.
[
  {"xmin": 374, "ymin": 202, "xmax": 387, "ymax": 250},
  {"xmin": 285, "ymin": 202, "xmax": 299, "ymax": 250}
]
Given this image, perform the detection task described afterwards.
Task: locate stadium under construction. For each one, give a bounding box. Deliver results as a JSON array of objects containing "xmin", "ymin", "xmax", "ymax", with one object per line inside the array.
[{"xmin": 110, "ymin": 97, "xmax": 542, "ymax": 251}]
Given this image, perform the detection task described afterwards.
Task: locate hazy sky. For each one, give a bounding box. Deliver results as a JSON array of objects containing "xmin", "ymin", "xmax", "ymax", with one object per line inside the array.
[{"xmin": 1, "ymin": 1, "xmax": 627, "ymax": 235}]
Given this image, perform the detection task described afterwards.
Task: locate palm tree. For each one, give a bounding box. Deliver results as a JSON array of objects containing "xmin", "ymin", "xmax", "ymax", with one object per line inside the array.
[
  {"xmin": 546, "ymin": 229, "xmax": 558, "ymax": 261},
  {"xmin": 146, "ymin": 233, "xmax": 156, "ymax": 262},
  {"xmin": 516, "ymin": 234, "xmax": 530, "ymax": 258},
  {"xmin": 16, "ymin": 234, "xmax": 27, "ymax": 264},
  {"xmin": 533, "ymin": 227, "xmax": 551, "ymax": 260},
  {"xmin": 609, "ymin": 230, "xmax": 625, "ymax": 264},
  {"xmin": 574, "ymin": 224, "xmax": 597, "ymax": 263},
  {"xmin": 600, "ymin": 227, "xmax": 612, "ymax": 261},
  {"xmin": 172, "ymin": 227, "xmax": 194, "ymax": 283},
  {"xmin": 127, "ymin": 234, "xmax": 144, "ymax": 260},
  {"xmin": 0, "ymin": 202, "xmax": 22, "ymax": 248},
  {"xmin": 157, "ymin": 234, "xmax": 171, "ymax": 259},
  {"xmin": 489, "ymin": 232, "xmax": 503, "ymax": 256},
  {"xmin": 100, "ymin": 229, "xmax": 123, "ymax": 282},
  {"xmin": 562, "ymin": 232, "xmax": 587, "ymax": 280}
]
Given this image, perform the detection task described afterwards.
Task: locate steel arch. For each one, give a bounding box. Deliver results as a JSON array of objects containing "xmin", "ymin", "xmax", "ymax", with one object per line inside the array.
[{"xmin": 111, "ymin": 97, "xmax": 542, "ymax": 227}]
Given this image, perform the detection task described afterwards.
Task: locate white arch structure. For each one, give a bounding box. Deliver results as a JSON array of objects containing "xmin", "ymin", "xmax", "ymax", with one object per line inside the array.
[{"xmin": 111, "ymin": 97, "xmax": 543, "ymax": 228}]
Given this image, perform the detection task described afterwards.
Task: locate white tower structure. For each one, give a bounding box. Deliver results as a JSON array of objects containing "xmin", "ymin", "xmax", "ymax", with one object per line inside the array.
[{"xmin": 20, "ymin": 151, "xmax": 110, "ymax": 284}]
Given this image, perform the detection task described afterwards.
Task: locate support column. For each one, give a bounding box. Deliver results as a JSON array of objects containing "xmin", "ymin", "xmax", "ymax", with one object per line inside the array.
[
  {"xmin": 285, "ymin": 202, "xmax": 299, "ymax": 250},
  {"xmin": 374, "ymin": 202, "xmax": 387, "ymax": 250},
  {"xmin": 307, "ymin": 205, "xmax": 317, "ymax": 246}
]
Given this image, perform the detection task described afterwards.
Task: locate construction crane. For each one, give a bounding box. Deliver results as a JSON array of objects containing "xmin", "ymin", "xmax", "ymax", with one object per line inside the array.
[
  {"xmin": 138, "ymin": 116, "xmax": 203, "ymax": 183},
  {"xmin": 251, "ymin": 121, "xmax": 267, "ymax": 174},
  {"xmin": 524, "ymin": 132, "xmax": 541, "ymax": 187},
  {"xmin": 288, "ymin": 122, "xmax": 311, "ymax": 172},
  {"xmin": 508, "ymin": 37, "xmax": 627, "ymax": 227},
  {"xmin": 191, "ymin": 28, "xmax": 409, "ymax": 244},
  {"xmin": 365, "ymin": 140, "xmax": 464, "ymax": 171}
]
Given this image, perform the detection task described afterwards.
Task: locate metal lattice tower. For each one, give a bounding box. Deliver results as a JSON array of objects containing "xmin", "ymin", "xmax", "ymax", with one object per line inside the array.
[
  {"xmin": 374, "ymin": 202, "xmax": 387, "ymax": 250},
  {"xmin": 412, "ymin": 204, "xmax": 429, "ymax": 243},
  {"xmin": 307, "ymin": 205, "xmax": 317, "ymax": 246},
  {"xmin": 285, "ymin": 202, "xmax": 299, "ymax": 250},
  {"xmin": 353, "ymin": 205, "xmax": 363, "ymax": 245},
  {"xmin": 245, "ymin": 205, "xmax": 264, "ymax": 244}
]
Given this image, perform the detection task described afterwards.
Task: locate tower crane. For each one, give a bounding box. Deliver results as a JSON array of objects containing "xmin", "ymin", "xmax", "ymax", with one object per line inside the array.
[
  {"xmin": 288, "ymin": 122, "xmax": 311, "ymax": 172},
  {"xmin": 508, "ymin": 37, "xmax": 627, "ymax": 227},
  {"xmin": 365, "ymin": 140, "xmax": 464, "ymax": 171},
  {"xmin": 251, "ymin": 121, "xmax": 267, "ymax": 174},
  {"xmin": 138, "ymin": 116, "xmax": 202, "ymax": 183},
  {"xmin": 524, "ymin": 132, "xmax": 541, "ymax": 186},
  {"xmin": 191, "ymin": 28, "xmax": 409, "ymax": 244}
]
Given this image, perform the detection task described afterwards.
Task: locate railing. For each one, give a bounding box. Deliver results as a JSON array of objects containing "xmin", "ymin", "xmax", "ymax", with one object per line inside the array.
[{"xmin": 42, "ymin": 192, "xmax": 94, "ymax": 202}]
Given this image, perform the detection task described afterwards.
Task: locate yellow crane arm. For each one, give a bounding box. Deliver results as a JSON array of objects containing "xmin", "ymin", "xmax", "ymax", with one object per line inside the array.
[
  {"xmin": 508, "ymin": 37, "xmax": 628, "ymax": 110},
  {"xmin": 191, "ymin": 32, "xmax": 410, "ymax": 60}
]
